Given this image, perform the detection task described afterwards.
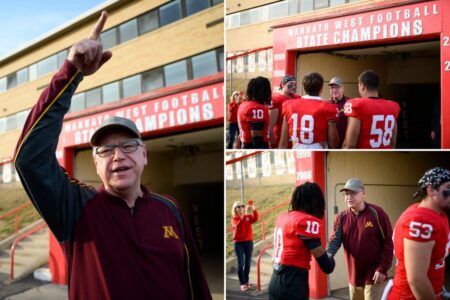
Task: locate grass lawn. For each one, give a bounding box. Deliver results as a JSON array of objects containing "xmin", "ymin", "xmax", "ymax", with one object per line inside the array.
[{"xmin": 0, "ymin": 184, "xmax": 40, "ymax": 241}]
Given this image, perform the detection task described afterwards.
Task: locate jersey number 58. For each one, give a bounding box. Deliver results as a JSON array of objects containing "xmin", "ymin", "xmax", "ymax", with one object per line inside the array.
[{"xmin": 370, "ymin": 115, "xmax": 395, "ymax": 148}]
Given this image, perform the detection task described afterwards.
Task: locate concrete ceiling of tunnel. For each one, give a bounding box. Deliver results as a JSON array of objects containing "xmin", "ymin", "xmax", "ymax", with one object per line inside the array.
[
  {"xmin": 143, "ymin": 127, "xmax": 223, "ymax": 154},
  {"xmin": 329, "ymin": 40, "xmax": 440, "ymax": 56}
]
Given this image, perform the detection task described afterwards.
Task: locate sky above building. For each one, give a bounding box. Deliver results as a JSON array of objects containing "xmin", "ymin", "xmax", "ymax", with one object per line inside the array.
[{"xmin": 0, "ymin": 0, "xmax": 107, "ymax": 58}]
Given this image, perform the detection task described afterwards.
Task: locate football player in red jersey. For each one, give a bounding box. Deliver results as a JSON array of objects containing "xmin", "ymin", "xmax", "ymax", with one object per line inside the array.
[
  {"xmin": 343, "ymin": 70, "xmax": 401, "ymax": 149},
  {"xmin": 386, "ymin": 167, "xmax": 450, "ymax": 300},
  {"xmin": 268, "ymin": 75, "xmax": 301, "ymax": 148},
  {"xmin": 278, "ymin": 72, "xmax": 339, "ymax": 149},
  {"xmin": 268, "ymin": 182, "xmax": 335, "ymax": 300},
  {"xmin": 237, "ymin": 77, "xmax": 271, "ymax": 149}
]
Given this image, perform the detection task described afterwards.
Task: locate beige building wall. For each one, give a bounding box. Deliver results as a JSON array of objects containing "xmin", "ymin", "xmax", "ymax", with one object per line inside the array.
[
  {"xmin": 0, "ymin": 1, "xmax": 224, "ymax": 159},
  {"xmin": 325, "ymin": 151, "xmax": 450, "ymax": 290}
]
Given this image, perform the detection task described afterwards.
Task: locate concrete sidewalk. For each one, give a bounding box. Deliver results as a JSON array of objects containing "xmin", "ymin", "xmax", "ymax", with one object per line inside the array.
[{"xmin": 226, "ymin": 277, "xmax": 350, "ymax": 300}]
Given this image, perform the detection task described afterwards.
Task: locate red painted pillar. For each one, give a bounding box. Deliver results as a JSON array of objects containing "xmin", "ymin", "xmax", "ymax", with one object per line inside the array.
[
  {"xmin": 441, "ymin": 0, "xmax": 450, "ymax": 148},
  {"xmin": 294, "ymin": 151, "xmax": 328, "ymax": 299},
  {"xmin": 272, "ymin": 27, "xmax": 296, "ymax": 92}
]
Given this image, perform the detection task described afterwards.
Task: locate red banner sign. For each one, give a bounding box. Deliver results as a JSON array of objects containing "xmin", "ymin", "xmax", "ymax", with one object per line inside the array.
[
  {"xmin": 58, "ymin": 82, "xmax": 224, "ymax": 147},
  {"xmin": 273, "ymin": 0, "xmax": 442, "ymax": 86}
]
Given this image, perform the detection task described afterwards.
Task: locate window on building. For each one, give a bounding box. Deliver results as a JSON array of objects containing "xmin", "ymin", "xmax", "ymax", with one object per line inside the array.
[
  {"xmin": 119, "ymin": 19, "xmax": 138, "ymax": 43},
  {"xmin": 0, "ymin": 77, "xmax": 6, "ymax": 93},
  {"xmin": 229, "ymin": 14, "xmax": 240, "ymax": 28},
  {"xmin": 101, "ymin": 28, "xmax": 118, "ymax": 49},
  {"xmin": 16, "ymin": 68, "xmax": 28, "ymax": 85},
  {"xmin": 186, "ymin": 0, "xmax": 210, "ymax": 16},
  {"xmin": 212, "ymin": 0, "xmax": 223, "ymax": 4},
  {"xmin": 86, "ymin": 88, "xmax": 102, "ymax": 108},
  {"xmin": 102, "ymin": 81, "xmax": 120, "ymax": 104},
  {"xmin": 315, "ymin": 0, "xmax": 329, "ymax": 9},
  {"xmin": 288, "ymin": 0, "xmax": 300, "ymax": 15},
  {"xmin": 269, "ymin": 1, "xmax": 289, "ymax": 19},
  {"xmin": 29, "ymin": 63, "xmax": 38, "ymax": 81},
  {"xmin": 6, "ymin": 115, "xmax": 17, "ymax": 131},
  {"xmin": 38, "ymin": 55, "xmax": 58, "ymax": 77},
  {"xmin": 7, "ymin": 73, "xmax": 17, "ymax": 89},
  {"xmin": 70, "ymin": 93, "xmax": 85, "ymax": 113},
  {"xmin": 164, "ymin": 60, "xmax": 187, "ymax": 86},
  {"xmin": 142, "ymin": 68, "xmax": 164, "ymax": 92},
  {"xmin": 160, "ymin": 0, "xmax": 181, "ymax": 26},
  {"xmin": 122, "ymin": 75, "xmax": 142, "ymax": 99},
  {"xmin": 330, "ymin": 0, "xmax": 346, "ymax": 4},
  {"xmin": 138, "ymin": 10, "xmax": 159, "ymax": 35},
  {"xmin": 0, "ymin": 117, "xmax": 5, "ymax": 133},
  {"xmin": 300, "ymin": 0, "xmax": 314, "ymax": 12},
  {"xmin": 57, "ymin": 49, "xmax": 68, "ymax": 68},
  {"xmin": 249, "ymin": 7, "xmax": 262, "ymax": 23},
  {"xmin": 217, "ymin": 48, "xmax": 224, "ymax": 71},
  {"xmin": 240, "ymin": 10, "xmax": 250, "ymax": 26},
  {"xmin": 16, "ymin": 110, "xmax": 30, "ymax": 128},
  {"xmin": 192, "ymin": 51, "xmax": 217, "ymax": 79}
]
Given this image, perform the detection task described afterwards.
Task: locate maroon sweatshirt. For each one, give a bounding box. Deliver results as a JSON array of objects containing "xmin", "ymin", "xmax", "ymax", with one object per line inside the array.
[
  {"xmin": 14, "ymin": 60, "xmax": 211, "ymax": 300},
  {"xmin": 327, "ymin": 203, "xmax": 393, "ymax": 286}
]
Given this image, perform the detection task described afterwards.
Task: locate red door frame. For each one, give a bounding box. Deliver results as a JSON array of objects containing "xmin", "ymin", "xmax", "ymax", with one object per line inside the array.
[
  {"xmin": 273, "ymin": 0, "xmax": 449, "ymax": 147},
  {"xmin": 49, "ymin": 74, "xmax": 224, "ymax": 284}
]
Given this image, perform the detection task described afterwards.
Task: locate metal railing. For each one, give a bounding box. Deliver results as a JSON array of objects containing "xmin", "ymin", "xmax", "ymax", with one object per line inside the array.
[
  {"xmin": 259, "ymin": 200, "xmax": 289, "ymax": 241},
  {"xmin": 0, "ymin": 202, "xmax": 33, "ymax": 234},
  {"xmin": 9, "ymin": 220, "xmax": 47, "ymax": 280},
  {"xmin": 256, "ymin": 241, "xmax": 273, "ymax": 291}
]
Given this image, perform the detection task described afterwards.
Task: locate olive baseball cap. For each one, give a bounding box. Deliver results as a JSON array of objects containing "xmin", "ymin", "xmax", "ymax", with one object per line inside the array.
[
  {"xmin": 90, "ymin": 116, "xmax": 141, "ymax": 146},
  {"xmin": 340, "ymin": 178, "xmax": 364, "ymax": 192},
  {"xmin": 329, "ymin": 77, "xmax": 344, "ymax": 87}
]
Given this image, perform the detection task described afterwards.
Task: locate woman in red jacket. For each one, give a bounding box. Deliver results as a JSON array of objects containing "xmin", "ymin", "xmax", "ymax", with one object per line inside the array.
[
  {"xmin": 227, "ymin": 91, "xmax": 243, "ymax": 149},
  {"xmin": 231, "ymin": 200, "xmax": 258, "ymax": 291}
]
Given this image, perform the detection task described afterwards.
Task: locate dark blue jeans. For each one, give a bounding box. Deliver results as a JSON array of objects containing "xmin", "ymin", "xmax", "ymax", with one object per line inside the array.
[
  {"xmin": 227, "ymin": 122, "xmax": 239, "ymax": 149},
  {"xmin": 234, "ymin": 240, "xmax": 253, "ymax": 285}
]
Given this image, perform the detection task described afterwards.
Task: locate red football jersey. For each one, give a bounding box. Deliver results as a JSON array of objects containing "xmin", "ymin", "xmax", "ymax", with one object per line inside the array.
[
  {"xmin": 282, "ymin": 98, "xmax": 338, "ymax": 147},
  {"xmin": 272, "ymin": 211, "xmax": 322, "ymax": 270},
  {"xmin": 270, "ymin": 94, "xmax": 301, "ymax": 145},
  {"xmin": 388, "ymin": 203, "xmax": 450, "ymax": 300},
  {"xmin": 237, "ymin": 101, "xmax": 270, "ymax": 144},
  {"xmin": 344, "ymin": 98, "xmax": 400, "ymax": 149}
]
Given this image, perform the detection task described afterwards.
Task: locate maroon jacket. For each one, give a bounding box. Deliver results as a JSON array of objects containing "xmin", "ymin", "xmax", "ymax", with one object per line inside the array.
[
  {"xmin": 327, "ymin": 203, "xmax": 393, "ymax": 286},
  {"xmin": 326, "ymin": 96, "xmax": 349, "ymax": 148},
  {"xmin": 14, "ymin": 60, "xmax": 211, "ymax": 300}
]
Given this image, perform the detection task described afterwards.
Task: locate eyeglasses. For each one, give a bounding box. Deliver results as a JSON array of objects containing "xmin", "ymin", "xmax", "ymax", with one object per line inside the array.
[
  {"xmin": 95, "ymin": 139, "xmax": 143, "ymax": 158},
  {"xmin": 343, "ymin": 190, "xmax": 360, "ymax": 197},
  {"xmin": 236, "ymin": 205, "xmax": 245, "ymax": 209}
]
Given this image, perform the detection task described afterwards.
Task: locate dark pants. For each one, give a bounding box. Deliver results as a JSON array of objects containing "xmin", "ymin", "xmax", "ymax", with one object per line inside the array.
[
  {"xmin": 234, "ymin": 241, "xmax": 253, "ymax": 285},
  {"xmin": 268, "ymin": 265, "xmax": 309, "ymax": 300},
  {"xmin": 227, "ymin": 122, "xmax": 239, "ymax": 149}
]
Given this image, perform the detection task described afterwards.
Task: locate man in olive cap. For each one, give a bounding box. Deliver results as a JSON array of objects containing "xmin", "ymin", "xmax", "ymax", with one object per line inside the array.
[
  {"xmin": 327, "ymin": 178, "xmax": 393, "ymax": 300},
  {"xmin": 14, "ymin": 11, "xmax": 211, "ymax": 300},
  {"xmin": 327, "ymin": 77, "xmax": 349, "ymax": 148}
]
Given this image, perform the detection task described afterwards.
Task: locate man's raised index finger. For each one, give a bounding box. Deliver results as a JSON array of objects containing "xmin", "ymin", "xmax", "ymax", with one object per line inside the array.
[{"xmin": 89, "ymin": 11, "xmax": 108, "ymax": 40}]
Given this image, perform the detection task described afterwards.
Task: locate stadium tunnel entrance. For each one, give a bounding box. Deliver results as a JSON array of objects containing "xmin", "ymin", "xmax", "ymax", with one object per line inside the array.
[
  {"xmin": 74, "ymin": 127, "xmax": 224, "ymax": 293},
  {"xmin": 295, "ymin": 40, "xmax": 440, "ymax": 149},
  {"xmin": 272, "ymin": 0, "xmax": 450, "ymax": 148}
]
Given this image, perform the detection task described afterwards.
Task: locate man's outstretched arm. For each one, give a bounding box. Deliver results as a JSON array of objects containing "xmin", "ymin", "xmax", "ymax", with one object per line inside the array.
[{"xmin": 14, "ymin": 11, "xmax": 112, "ymax": 243}]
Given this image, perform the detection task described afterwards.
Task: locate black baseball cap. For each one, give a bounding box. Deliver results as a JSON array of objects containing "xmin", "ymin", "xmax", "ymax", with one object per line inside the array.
[
  {"xmin": 281, "ymin": 75, "xmax": 297, "ymax": 85},
  {"xmin": 90, "ymin": 116, "xmax": 141, "ymax": 146}
]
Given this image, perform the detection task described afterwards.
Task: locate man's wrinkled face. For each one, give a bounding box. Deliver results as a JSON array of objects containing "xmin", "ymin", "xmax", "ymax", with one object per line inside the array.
[
  {"xmin": 329, "ymin": 84, "xmax": 344, "ymax": 101},
  {"xmin": 283, "ymin": 81, "xmax": 297, "ymax": 96},
  {"xmin": 343, "ymin": 189, "xmax": 365, "ymax": 211},
  {"xmin": 93, "ymin": 131, "xmax": 147, "ymax": 193}
]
